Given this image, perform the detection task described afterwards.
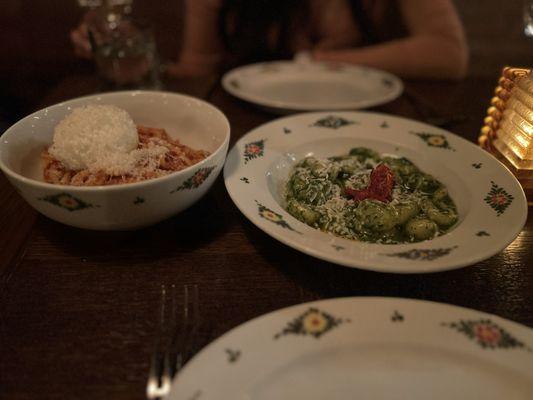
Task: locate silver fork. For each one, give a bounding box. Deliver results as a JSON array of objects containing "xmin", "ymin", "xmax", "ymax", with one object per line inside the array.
[{"xmin": 146, "ymin": 284, "xmax": 199, "ymax": 400}]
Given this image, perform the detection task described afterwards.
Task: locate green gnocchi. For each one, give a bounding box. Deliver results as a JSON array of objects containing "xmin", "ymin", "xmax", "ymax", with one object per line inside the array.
[{"xmin": 285, "ymin": 147, "xmax": 459, "ymax": 244}]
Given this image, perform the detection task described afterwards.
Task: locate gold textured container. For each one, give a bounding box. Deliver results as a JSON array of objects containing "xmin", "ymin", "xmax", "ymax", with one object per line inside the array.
[{"xmin": 479, "ymin": 67, "xmax": 533, "ymax": 204}]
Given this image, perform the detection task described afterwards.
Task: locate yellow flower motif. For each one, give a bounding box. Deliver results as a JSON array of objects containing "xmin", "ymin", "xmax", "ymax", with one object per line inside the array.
[
  {"xmin": 303, "ymin": 311, "xmax": 328, "ymax": 334},
  {"xmin": 260, "ymin": 209, "xmax": 282, "ymax": 223},
  {"xmin": 427, "ymin": 135, "xmax": 446, "ymax": 147}
]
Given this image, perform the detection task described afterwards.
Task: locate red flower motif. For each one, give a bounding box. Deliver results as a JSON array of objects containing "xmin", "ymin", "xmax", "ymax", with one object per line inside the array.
[
  {"xmin": 192, "ymin": 172, "xmax": 206, "ymax": 185},
  {"xmin": 490, "ymin": 193, "xmax": 508, "ymax": 206},
  {"xmin": 474, "ymin": 323, "xmax": 502, "ymax": 346},
  {"xmin": 247, "ymin": 144, "xmax": 261, "ymax": 154}
]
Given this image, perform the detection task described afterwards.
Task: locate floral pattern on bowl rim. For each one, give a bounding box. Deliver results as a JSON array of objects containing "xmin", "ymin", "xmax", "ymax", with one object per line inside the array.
[
  {"xmin": 168, "ymin": 297, "xmax": 533, "ymax": 400},
  {"xmin": 223, "ymin": 111, "xmax": 527, "ymax": 274},
  {"xmin": 38, "ymin": 192, "xmax": 99, "ymax": 211},
  {"xmin": 171, "ymin": 166, "xmax": 216, "ymax": 193}
]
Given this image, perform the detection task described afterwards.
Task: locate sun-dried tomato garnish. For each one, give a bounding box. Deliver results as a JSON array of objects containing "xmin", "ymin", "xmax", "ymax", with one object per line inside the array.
[{"xmin": 345, "ymin": 163, "xmax": 395, "ymax": 203}]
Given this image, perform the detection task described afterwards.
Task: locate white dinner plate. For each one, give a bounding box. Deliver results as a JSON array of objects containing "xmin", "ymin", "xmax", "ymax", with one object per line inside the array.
[
  {"xmin": 221, "ymin": 61, "xmax": 403, "ymax": 113},
  {"xmin": 223, "ymin": 111, "xmax": 527, "ymax": 273},
  {"xmin": 169, "ymin": 297, "xmax": 533, "ymax": 399}
]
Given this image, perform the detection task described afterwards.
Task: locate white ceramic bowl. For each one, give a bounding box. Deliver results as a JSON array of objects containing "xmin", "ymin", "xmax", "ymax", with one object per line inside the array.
[{"xmin": 0, "ymin": 91, "xmax": 230, "ymax": 230}]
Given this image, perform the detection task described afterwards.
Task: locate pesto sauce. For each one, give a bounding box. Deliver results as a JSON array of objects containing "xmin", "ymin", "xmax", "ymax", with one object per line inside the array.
[{"xmin": 284, "ymin": 147, "xmax": 458, "ymax": 244}]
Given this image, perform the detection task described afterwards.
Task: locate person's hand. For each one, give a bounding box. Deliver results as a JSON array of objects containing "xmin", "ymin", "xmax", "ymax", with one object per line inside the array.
[
  {"xmin": 70, "ymin": 10, "xmax": 109, "ymax": 59},
  {"xmin": 70, "ymin": 22, "xmax": 93, "ymax": 59}
]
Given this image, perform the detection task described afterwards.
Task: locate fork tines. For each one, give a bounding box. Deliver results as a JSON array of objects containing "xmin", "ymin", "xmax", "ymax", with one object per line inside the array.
[
  {"xmin": 171, "ymin": 284, "xmax": 200, "ymax": 374},
  {"xmin": 146, "ymin": 284, "xmax": 199, "ymax": 400}
]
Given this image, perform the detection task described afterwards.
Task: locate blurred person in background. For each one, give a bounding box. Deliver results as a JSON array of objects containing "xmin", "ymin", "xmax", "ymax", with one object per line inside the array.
[{"xmin": 71, "ymin": 0, "xmax": 468, "ymax": 80}]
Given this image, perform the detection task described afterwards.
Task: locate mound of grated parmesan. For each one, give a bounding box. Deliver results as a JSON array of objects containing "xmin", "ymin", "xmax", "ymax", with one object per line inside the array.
[{"xmin": 49, "ymin": 104, "xmax": 166, "ymax": 175}]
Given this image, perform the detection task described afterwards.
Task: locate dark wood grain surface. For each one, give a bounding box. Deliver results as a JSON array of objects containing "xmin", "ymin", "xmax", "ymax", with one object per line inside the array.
[{"xmin": 1, "ymin": 70, "xmax": 533, "ymax": 400}]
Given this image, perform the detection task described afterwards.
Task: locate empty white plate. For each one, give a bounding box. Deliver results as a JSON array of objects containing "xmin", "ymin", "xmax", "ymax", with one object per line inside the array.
[
  {"xmin": 169, "ymin": 297, "xmax": 533, "ymax": 399},
  {"xmin": 222, "ymin": 60, "xmax": 403, "ymax": 113}
]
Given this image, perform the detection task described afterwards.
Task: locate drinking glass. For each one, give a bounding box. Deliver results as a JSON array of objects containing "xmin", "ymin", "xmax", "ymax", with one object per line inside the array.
[
  {"xmin": 524, "ymin": 0, "xmax": 533, "ymax": 37},
  {"xmin": 76, "ymin": 0, "xmax": 160, "ymax": 89},
  {"xmin": 93, "ymin": 19, "xmax": 161, "ymax": 89}
]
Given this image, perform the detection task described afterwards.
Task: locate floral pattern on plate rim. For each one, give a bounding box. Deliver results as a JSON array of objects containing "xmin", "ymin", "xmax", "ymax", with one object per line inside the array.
[
  {"xmin": 411, "ymin": 131, "xmax": 455, "ymax": 151},
  {"xmin": 443, "ymin": 319, "xmax": 532, "ymax": 352},
  {"xmin": 391, "ymin": 310, "xmax": 404, "ymax": 322},
  {"xmin": 274, "ymin": 307, "xmax": 349, "ymax": 339},
  {"xmin": 311, "ymin": 115, "xmax": 356, "ymax": 129},
  {"xmin": 256, "ymin": 201, "xmax": 300, "ymax": 233},
  {"xmin": 225, "ymin": 348, "xmax": 241, "ymax": 363},
  {"xmin": 484, "ymin": 181, "xmax": 514, "ymax": 216},
  {"xmin": 383, "ymin": 246, "xmax": 458, "ymax": 261},
  {"xmin": 243, "ymin": 139, "xmax": 266, "ymax": 164}
]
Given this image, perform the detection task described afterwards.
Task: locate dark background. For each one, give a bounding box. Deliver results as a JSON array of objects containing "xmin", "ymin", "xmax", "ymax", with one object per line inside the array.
[
  {"xmin": 2, "ymin": 2, "xmax": 533, "ymax": 399},
  {"xmin": 0, "ymin": 0, "xmax": 184, "ymax": 127},
  {"xmin": 0, "ymin": 1, "xmax": 532, "ymax": 127}
]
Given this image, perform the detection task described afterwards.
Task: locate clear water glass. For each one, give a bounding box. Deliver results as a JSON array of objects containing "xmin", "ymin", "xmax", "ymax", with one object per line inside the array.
[
  {"xmin": 524, "ymin": 0, "xmax": 533, "ymax": 37},
  {"xmin": 94, "ymin": 19, "xmax": 161, "ymax": 89}
]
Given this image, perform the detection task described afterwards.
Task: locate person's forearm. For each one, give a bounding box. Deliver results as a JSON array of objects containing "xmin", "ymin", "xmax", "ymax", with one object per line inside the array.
[
  {"xmin": 175, "ymin": 0, "xmax": 223, "ymax": 76},
  {"xmin": 313, "ymin": 35, "xmax": 468, "ymax": 80}
]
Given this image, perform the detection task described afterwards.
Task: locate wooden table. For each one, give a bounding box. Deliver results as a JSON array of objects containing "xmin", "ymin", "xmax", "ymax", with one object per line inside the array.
[{"xmin": 2, "ymin": 72, "xmax": 532, "ymax": 400}]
